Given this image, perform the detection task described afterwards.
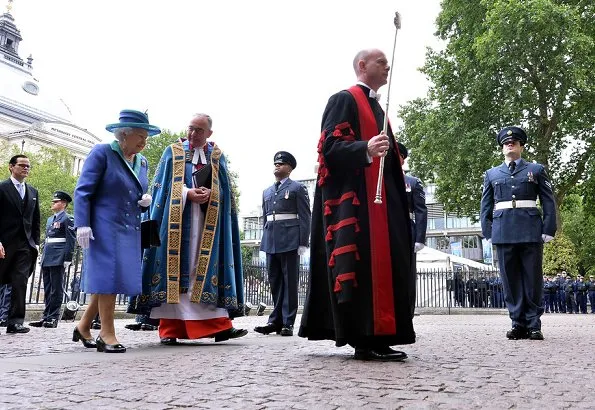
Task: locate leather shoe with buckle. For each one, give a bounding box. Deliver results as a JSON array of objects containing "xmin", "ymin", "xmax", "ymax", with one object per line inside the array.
[
  {"xmin": 29, "ymin": 319, "xmax": 46, "ymax": 327},
  {"xmin": 280, "ymin": 326, "xmax": 294, "ymax": 336},
  {"xmin": 254, "ymin": 323, "xmax": 281, "ymax": 335},
  {"xmin": 160, "ymin": 337, "xmax": 178, "ymax": 345},
  {"xmin": 353, "ymin": 347, "xmax": 408, "ymax": 362},
  {"xmin": 43, "ymin": 319, "xmax": 58, "ymax": 328},
  {"xmin": 6, "ymin": 323, "xmax": 30, "ymax": 334},
  {"xmin": 214, "ymin": 327, "xmax": 248, "ymax": 342},
  {"xmin": 528, "ymin": 329, "xmax": 544, "ymax": 340},
  {"xmin": 506, "ymin": 326, "xmax": 528, "ymax": 340}
]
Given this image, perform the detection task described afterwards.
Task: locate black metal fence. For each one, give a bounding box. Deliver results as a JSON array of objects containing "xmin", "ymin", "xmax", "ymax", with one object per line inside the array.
[{"xmin": 22, "ymin": 249, "xmax": 504, "ymax": 312}]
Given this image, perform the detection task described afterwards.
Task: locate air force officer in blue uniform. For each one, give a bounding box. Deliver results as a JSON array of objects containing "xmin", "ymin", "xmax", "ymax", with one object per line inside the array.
[
  {"xmin": 30, "ymin": 191, "xmax": 76, "ymax": 328},
  {"xmin": 480, "ymin": 126, "xmax": 556, "ymax": 340},
  {"xmin": 255, "ymin": 151, "xmax": 311, "ymax": 337},
  {"xmin": 397, "ymin": 142, "xmax": 427, "ymax": 316}
]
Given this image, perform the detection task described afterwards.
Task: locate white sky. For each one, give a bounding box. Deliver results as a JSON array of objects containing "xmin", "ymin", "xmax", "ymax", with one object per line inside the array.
[{"xmin": 10, "ymin": 0, "xmax": 442, "ymax": 215}]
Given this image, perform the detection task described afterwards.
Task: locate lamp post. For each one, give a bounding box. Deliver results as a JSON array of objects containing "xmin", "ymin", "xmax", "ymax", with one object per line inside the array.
[{"xmin": 21, "ymin": 139, "xmax": 25, "ymax": 153}]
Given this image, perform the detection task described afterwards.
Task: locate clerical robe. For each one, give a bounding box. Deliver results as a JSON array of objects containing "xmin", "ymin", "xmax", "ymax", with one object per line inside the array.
[
  {"xmin": 299, "ymin": 84, "xmax": 416, "ymax": 348},
  {"xmin": 130, "ymin": 140, "xmax": 244, "ymax": 338}
]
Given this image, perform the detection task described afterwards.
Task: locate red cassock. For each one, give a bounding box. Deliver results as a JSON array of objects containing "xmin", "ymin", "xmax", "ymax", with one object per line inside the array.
[{"xmin": 299, "ymin": 84, "xmax": 415, "ymax": 348}]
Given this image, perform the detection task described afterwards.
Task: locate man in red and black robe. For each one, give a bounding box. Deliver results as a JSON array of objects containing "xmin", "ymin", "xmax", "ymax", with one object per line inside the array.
[{"xmin": 299, "ymin": 49, "xmax": 415, "ymax": 361}]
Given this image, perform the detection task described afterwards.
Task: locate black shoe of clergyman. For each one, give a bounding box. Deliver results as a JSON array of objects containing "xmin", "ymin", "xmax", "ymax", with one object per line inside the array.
[
  {"xmin": 506, "ymin": 326, "xmax": 528, "ymax": 340},
  {"xmin": 160, "ymin": 338, "xmax": 178, "ymax": 345},
  {"xmin": 29, "ymin": 319, "xmax": 45, "ymax": 328},
  {"xmin": 254, "ymin": 323, "xmax": 281, "ymax": 335},
  {"xmin": 6, "ymin": 324, "xmax": 30, "ymax": 334},
  {"xmin": 528, "ymin": 329, "xmax": 544, "ymax": 340},
  {"xmin": 353, "ymin": 347, "xmax": 408, "ymax": 362},
  {"xmin": 280, "ymin": 326, "xmax": 294, "ymax": 336},
  {"xmin": 124, "ymin": 323, "xmax": 143, "ymax": 331},
  {"xmin": 214, "ymin": 327, "xmax": 248, "ymax": 342},
  {"xmin": 43, "ymin": 319, "xmax": 58, "ymax": 328},
  {"xmin": 91, "ymin": 321, "xmax": 101, "ymax": 330},
  {"xmin": 0, "ymin": 320, "xmax": 7, "ymax": 327}
]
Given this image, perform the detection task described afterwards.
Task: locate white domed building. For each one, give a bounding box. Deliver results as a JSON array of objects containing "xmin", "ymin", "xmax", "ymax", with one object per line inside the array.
[{"xmin": 0, "ymin": 4, "xmax": 99, "ymax": 174}]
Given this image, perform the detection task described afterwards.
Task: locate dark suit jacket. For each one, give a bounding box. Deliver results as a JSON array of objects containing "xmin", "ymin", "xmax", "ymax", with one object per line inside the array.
[
  {"xmin": 404, "ymin": 174, "xmax": 427, "ymax": 244},
  {"xmin": 0, "ymin": 178, "xmax": 41, "ymax": 282}
]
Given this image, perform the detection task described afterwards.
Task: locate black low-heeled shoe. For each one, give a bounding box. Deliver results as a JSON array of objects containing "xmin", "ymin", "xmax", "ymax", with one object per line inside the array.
[
  {"xmin": 96, "ymin": 335, "xmax": 126, "ymax": 353},
  {"xmin": 214, "ymin": 327, "xmax": 248, "ymax": 342},
  {"xmin": 72, "ymin": 327, "xmax": 97, "ymax": 348}
]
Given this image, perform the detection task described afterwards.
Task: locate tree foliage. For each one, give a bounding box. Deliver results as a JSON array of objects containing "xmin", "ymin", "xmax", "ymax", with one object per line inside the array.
[
  {"xmin": 543, "ymin": 231, "xmax": 578, "ymax": 275},
  {"xmin": 398, "ymin": 0, "xmax": 595, "ymax": 219},
  {"xmin": 558, "ymin": 192, "xmax": 595, "ymax": 275}
]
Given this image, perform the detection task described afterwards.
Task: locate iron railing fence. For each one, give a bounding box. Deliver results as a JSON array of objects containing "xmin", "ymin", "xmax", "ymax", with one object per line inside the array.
[{"xmin": 22, "ymin": 250, "xmax": 505, "ymax": 311}]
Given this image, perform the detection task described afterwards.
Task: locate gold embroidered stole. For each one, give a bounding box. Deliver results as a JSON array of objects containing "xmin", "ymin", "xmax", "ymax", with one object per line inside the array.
[
  {"xmin": 165, "ymin": 142, "xmax": 222, "ymax": 304},
  {"xmin": 190, "ymin": 145, "xmax": 221, "ymax": 302}
]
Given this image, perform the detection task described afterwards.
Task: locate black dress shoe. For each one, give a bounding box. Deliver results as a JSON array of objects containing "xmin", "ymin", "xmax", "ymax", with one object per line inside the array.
[
  {"xmin": 0, "ymin": 320, "xmax": 7, "ymax": 327},
  {"xmin": 160, "ymin": 337, "xmax": 178, "ymax": 345},
  {"xmin": 353, "ymin": 347, "xmax": 408, "ymax": 362},
  {"xmin": 124, "ymin": 323, "xmax": 143, "ymax": 331},
  {"xmin": 29, "ymin": 319, "xmax": 45, "ymax": 327},
  {"xmin": 91, "ymin": 321, "xmax": 101, "ymax": 330},
  {"xmin": 141, "ymin": 324, "xmax": 158, "ymax": 331},
  {"xmin": 43, "ymin": 319, "xmax": 58, "ymax": 328},
  {"xmin": 528, "ymin": 329, "xmax": 544, "ymax": 340},
  {"xmin": 280, "ymin": 326, "xmax": 294, "ymax": 336},
  {"xmin": 214, "ymin": 327, "xmax": 248, "ymax": 342},
  {"xmin": 506, "ymin": 326, "xmax": 528, "ymax": 340},
  {"xmin": 96, "ymin": 336, "xmax": 126, "ymax": 353},
  {"xmin": 6, "ymin": 324, "xmax": 30, "ymax": 334},
  {"xmin": 254, "ymin": 323, "xmax": 281, "ymax": 335},
  {"xmin": 72, "ymin": 327, "xmax": 97, "ymax": 348}
]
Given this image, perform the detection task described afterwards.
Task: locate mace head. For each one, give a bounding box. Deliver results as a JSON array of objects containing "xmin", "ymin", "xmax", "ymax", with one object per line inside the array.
[{"xmin": 393, "ymin": 12, "xmax": 402, "ymax": 29}]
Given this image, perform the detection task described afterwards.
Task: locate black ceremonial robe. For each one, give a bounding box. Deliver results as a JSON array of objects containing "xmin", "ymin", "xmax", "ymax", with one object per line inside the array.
[{"xmin": 299, "ymin": 84, "xmax": 415, "ymax": 348}]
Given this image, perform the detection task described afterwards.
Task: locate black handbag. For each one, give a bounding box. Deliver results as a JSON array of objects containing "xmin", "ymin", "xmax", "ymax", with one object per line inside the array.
[{"xmin": 141, "ymin": 219, "xmax": 161, "ymax": 249}]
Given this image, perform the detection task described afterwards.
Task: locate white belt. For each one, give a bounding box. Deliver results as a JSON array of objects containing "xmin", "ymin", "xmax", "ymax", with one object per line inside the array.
[
  {"xmin": 495, "ymin": 200, "xmax": 537, "ymax": 210},
  {"xmin": 46, "ymin": 237, "xmax": 66, "ymax": 243},
  {"xmin": 266, "ymin": 213, "xmax": 298, "ymax": 222}
]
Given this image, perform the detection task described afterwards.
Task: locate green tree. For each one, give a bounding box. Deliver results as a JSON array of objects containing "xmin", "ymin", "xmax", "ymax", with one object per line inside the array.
[
  {"xmin": 543, "ymin": 232, "xmax": 578, "ymax": 275},
  {"xmin": 558, "ymin": 192, "xmax": 595, "ymax": 275},
  {"xmin": 398, "ymin": 0, "xmax": 595, "ymax": 221}
]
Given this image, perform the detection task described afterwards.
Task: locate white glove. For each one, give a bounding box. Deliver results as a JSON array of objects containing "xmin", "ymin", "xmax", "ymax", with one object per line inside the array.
[
  {"xmin": 138, "ymin": 193, "xmax": 152, "ymax": 207},
  {"xmin": 487, "ymin": 238, "xmax": 492, "ymax": 244},
  {"xmin": 64, "ymin": 261, "xmax": 72, "ymax": 270},
  {"xmin": 414, "ymin": 242, "xmax": 425, "ymax": 253},
  {"xmin": 298, "ymin": 246, "xmax": 307, "ymax": 256},
  {"xmin": 77, "ymin": 227, "xmax": 94, "ymax": 249},
  {"xmin": 542, "ymin": 234, "xmax": 554, "ymax": 243}
]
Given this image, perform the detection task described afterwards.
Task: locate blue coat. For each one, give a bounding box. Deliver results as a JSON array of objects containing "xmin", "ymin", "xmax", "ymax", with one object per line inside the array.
[
  {"xmin": 480, "ymin": 159, "xmax": 556, "ymax": 244},
  {"xmin": 40, "ymin": 211, "xmax": 76, "ymax": 267},
  {"xmin": 404, "ymin": 174, "xmax": 427, "ymax": 244},
  {"xmin": 74, "ymin": 143, "xmax": 149, "ymax": 295},
  {"xmin": 260, "ymin": 178, "xmax": 311, "ymax": 254}
]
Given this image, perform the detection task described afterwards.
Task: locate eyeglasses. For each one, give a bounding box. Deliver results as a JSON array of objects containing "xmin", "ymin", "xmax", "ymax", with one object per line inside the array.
[
  {"xmin": 187, "ymin": 126, "xmax": 207, "ymax": 134},
  {"xmin": 14, "ymin": 163, "xmax": 32, "ymax": 169}
]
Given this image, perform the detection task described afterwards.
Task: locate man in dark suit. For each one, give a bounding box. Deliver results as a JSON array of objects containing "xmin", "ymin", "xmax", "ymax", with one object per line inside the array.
[
  {"xmin": 255, "ymin": 151, "xmax": 311, "ymax": 337},
  {"xmin": 480, "ymin": 126, "xmax": 556, "ymax": 340},
  {"xmin": 397, "ymin": 142, "xmax": 427, "ymax": 316},
  {"xmin": 30, "ymin": 191, "xmax": 75, "ymax": 329},
  {"xmin": 0, "ymin": 155, "xmax": 41, "ymax": 334}
]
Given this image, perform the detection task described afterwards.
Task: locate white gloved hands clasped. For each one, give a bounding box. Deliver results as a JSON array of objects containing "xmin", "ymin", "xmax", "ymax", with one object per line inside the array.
[
  {"xmin": 138, "ymin": 193, "xmax": 152, "ymax": 207},
  {"xmin": 542, "ymin": 234, "xmax": 554, "ymax": 243},
  {"xmin": 64, "ymin": 261, "xmax": 72, "ymax": 270},
  {"xmin": 76, "ymin": 227, "xmax": 94, "ymax": 249},
  {"xmin": 298, "ymin": 246, "xmax": 307, "ymax": 256},
  {"xmin": 414, "ymin": 242, "xmax": 425, "ymax": 253}
]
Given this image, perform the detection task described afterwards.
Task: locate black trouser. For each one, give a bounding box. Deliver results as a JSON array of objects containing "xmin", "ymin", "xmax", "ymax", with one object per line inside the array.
[
  {"xmin": 4, "ymin": 243, "xmax": 33, "ymax": 325},
  {"xmin": 42, "ymin": 265, "xmax": 64, "ymax": 321},
  {"xmin": 266, "ymin": 250, "xmax": 299, "ymax": 327},
  {"xmin": 496, "ymin": 243, "xmax": 544, "ymax": 330}
]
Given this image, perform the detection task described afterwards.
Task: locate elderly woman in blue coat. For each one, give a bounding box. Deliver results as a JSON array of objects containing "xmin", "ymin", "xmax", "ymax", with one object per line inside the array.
[{"xmin": 73, "ymin": 110, "xmax": 160, "ymax": 353}]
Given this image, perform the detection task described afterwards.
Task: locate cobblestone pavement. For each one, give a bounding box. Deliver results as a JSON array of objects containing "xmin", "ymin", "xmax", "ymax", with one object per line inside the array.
[{"xmin": 0, "ymin": 313, "xmax": 593, "ymax": 409}]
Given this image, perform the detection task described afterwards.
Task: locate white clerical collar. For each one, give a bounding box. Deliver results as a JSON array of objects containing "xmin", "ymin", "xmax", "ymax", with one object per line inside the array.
[
  {"xmin": 192, "ymin": 145, "xmax": 207, "ymax": 166},
  {"xmin": 356, "ymin": 81, "xmax": 381, "ymax": 100}
]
